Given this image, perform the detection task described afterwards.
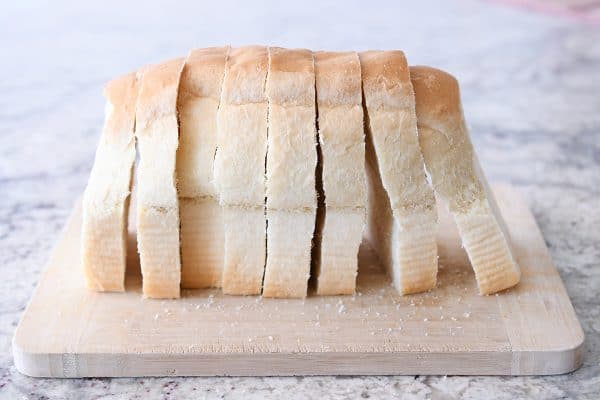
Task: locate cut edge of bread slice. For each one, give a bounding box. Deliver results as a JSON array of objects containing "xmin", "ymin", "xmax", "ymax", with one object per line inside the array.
[
  {"xmin": 215, "ymin": 46, "xmax": 269, "ymax": 295},
  {"xmin": 176, "ymin": 46, "xmax": 229, "ymax": 289},
  {"xmin": 135, "ymin": 58, "xmax": 186, "ymax": 299},
  {"xmin": 313, "ymin": 51, "xmax": 367, "ymax": 296},
  {"xmin": 360, "ymin": 51, "xmax": 438, "ymax": 295},
  {"xmin": 410, "ymin": 65, "xmax": 521, "ymax": 295},
  {"xmin": 81, "ymin": 71, "xmax": 139, "ymax": 292},
  {"xmin": 262, "ymin": 47, "xmax": 318, "ymax": 298}
]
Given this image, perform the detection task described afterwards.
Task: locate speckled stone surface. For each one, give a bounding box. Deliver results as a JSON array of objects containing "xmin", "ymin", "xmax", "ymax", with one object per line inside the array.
[{"xmin": 1, "ymin": 1, "xmax": 598, "ymax": 399}]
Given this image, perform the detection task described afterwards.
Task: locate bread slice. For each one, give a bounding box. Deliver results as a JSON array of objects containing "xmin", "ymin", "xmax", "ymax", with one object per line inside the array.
[
  {"xmin": 81, "ymin": 72, "xmax": 139, "ymax": 292},
  {"xmin": 214, "ymin": 46, "xmax": 269, "ymax": 295},
  {"xmin": 135, "ymin": 58, "xmax": 185, "ymax": 299},
  {"xmin": 313, "ymin": 51, "xmax": 367, "ymax": 295},
  {"xmin": 176, "ymin": 47, "xmax": 229, "ymax": 288},
  {"xmin": 410, "ymin": 65, "xmax": 521, "ymax": 295},
  {"xmin": 360, "ymin": 51, "xmax": 438, "ymax": 295},
  {"xmin": 262, "ymin": 47, "xmax": 317, "ymax": 298}
]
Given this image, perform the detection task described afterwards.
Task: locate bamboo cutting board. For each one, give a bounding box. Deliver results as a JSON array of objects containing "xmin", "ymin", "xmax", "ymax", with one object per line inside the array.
[{"xmin": 12, "ymin": 184, "xmax": 584, "ymax": 377}]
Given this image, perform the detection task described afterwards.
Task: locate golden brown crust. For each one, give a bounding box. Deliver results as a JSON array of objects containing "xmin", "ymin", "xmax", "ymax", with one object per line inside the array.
[
  {"xmin": 409, "ymin": 65, "xmax": 462, "ymax": 132},
  {"xmin": 360, "ymin": 50, "xmax": 414, "ymax": 110},
  {"xmin": 220, "ymin": 46, "xmax": 268, "ymax": 105},
  {"xmin": 102, "ymin": 71, "xmax": 139, "ymax": 138},
  {"xmin": 136, "ymin": 58, "xmax": 186, "ymax": 131},
  {"xmin": 178, "ymin": 46, "xmax": 230, "ymax": 103},
  {"xmin": 266, "ymin": 47, "xmax": 314, "ymax": 107},
  {"xmin": 314, "ymin": 51, "xmax": 362, "ymax": 107}
]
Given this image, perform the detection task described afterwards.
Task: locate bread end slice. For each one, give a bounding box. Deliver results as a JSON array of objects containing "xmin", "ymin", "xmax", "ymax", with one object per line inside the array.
[
  {"xmin": 81, "ymin": 71, "xmax": 139, "ymax": 292},
  {"xmin": 411, "ymin": 65, "xmax": 520, "ymax": 295}
]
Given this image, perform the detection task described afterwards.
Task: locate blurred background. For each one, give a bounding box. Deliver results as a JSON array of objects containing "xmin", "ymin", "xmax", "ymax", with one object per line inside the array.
[{"xmin": 0, "ymin": 0, "xmax": 598, "ymax": 398}]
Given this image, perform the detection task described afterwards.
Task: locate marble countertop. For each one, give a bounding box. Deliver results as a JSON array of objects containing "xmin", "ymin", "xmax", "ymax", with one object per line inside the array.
[{"xmin": 1, "ymin": 0, "xmax": 598, "ymax": 398}]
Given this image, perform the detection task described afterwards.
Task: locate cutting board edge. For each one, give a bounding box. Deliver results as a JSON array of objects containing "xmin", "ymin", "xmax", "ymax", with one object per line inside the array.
[{"xmin": 12, "ymin": 343, "xmax": 584, "ymax": 378}]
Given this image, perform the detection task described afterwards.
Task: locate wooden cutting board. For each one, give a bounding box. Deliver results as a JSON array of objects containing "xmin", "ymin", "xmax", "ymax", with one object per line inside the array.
[{"xmin": 12, "ymin": 184, "xmax": 584, "ymax": 377}]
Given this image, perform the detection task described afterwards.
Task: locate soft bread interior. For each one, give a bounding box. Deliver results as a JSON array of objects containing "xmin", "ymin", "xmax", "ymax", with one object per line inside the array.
[
  {"xmin": 176, "ymin": 47, "xmax": 229, "ymax": 289},
  {"xmin": 263, "ymin": 47, "xmax": 318, "ymax": 298},
  {"xmin": 360, "ymin": 51, "xmax": 439, "ymax": 295},
  {"xmin": 214, "ymin": 46, "xmax": 269, "ymax": 295},
  {"xmin": 135, "ymin": 58, "xmax": 185, "ymax": 299},
  {"xmin": 313, "ymin": 51, "xmax": 367, "ymax": 295}
]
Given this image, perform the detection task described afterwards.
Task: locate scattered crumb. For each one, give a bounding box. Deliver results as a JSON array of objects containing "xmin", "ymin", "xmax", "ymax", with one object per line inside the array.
[{"xmin": 423, "ymin": 318, "xmax": 429, "ymax": 322}]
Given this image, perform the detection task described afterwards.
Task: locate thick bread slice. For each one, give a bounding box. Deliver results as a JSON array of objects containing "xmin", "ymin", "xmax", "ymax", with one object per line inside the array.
[
  {"xmin": 263, "ymin": 47, "xmax": 317, "ymax": 298},
  {"xmin": 135, "ymin": 58, "xmax": 185, "ymax": 299},
  {"xmin": 214, "ymin": 46, "xmax": 269, "ymax": 295},
  {"xmin": 360, "ymin": 51, "xmax": 438, "ymax": 295},
  {"xmin": 177, "ymin": 47, "xmax": 229, "ymax": 288},
  {"xmin": 314, "ymin": 51, "xmax": 367, "ymax": 295},
  {"xmin": 410, "ymin": 65, "xmax": 521, "ymax": 295},
  {"xmin": 81, "ymin": 72, "xmax": 139, "ymax": 292}
]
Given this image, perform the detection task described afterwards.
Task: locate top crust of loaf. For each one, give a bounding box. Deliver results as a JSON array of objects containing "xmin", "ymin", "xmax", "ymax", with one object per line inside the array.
[
  {"xmin": 83, "ymin": 71, "xmax": 139, "ymax": 209},
  {"xmin": 360, "ymin": 50, "xmax": 414, "ymax": 110},
  {"xmin": 266, "ymin": 47, "xmax": 314, "ymax": 107},
  {"xmin": 136, "ymin": 58, "xmax": 186, "ymax": 131},
  {"xmin": 314, "ymin": 51, "xmax": 362, "ymax": 107},
  {"xmin": 409, "ymin": 66, "xmax": 463, "ymax": 135},
  {"xmin": 220, "ymin": 46, "xmax": 268, "ymax": 105},
  {"xmin": 101, "ymin": 72, "xmax": 139, "ymax": 144},
  {"xmin": 410, "ymin": 65, "xmax": 485, "ymax": 213},
  {"xmin": 178, "ymin": 46, "xmax": 230, "ymax": 102}
]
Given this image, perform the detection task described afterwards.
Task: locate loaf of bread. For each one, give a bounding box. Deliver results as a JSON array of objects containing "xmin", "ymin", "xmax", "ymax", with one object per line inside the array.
[
  {"xmin": 214, "ymin": 46, "xmax": 269, "ymax": 295},
  {"xmin": 360, "ymin": 51, "xmax": 438, "ymax": 295},
  {"xmin": 177, "ymin": 47, "xmax": 229, "ymax": 289},
  {"xmin": 81, "ymin": 72, "xmax": 138, "ymax": 292},
  {"xmin": 410, "ymin": 66, "xmax": 521, "ymax": 295},
  {"xmin": 262, "ymin": 48, "xmax": 318, "ymax": 298},
  {"xmin": 135, "ymin": 58, "xmax": 185, "ymax": 299},
  {"xmin": 313, "ymin": 51, "xmax": 368, "ymax": 295},
  {"xmin": 82, "ymin": 47, "xmax": 521, "ymax": 299}
]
